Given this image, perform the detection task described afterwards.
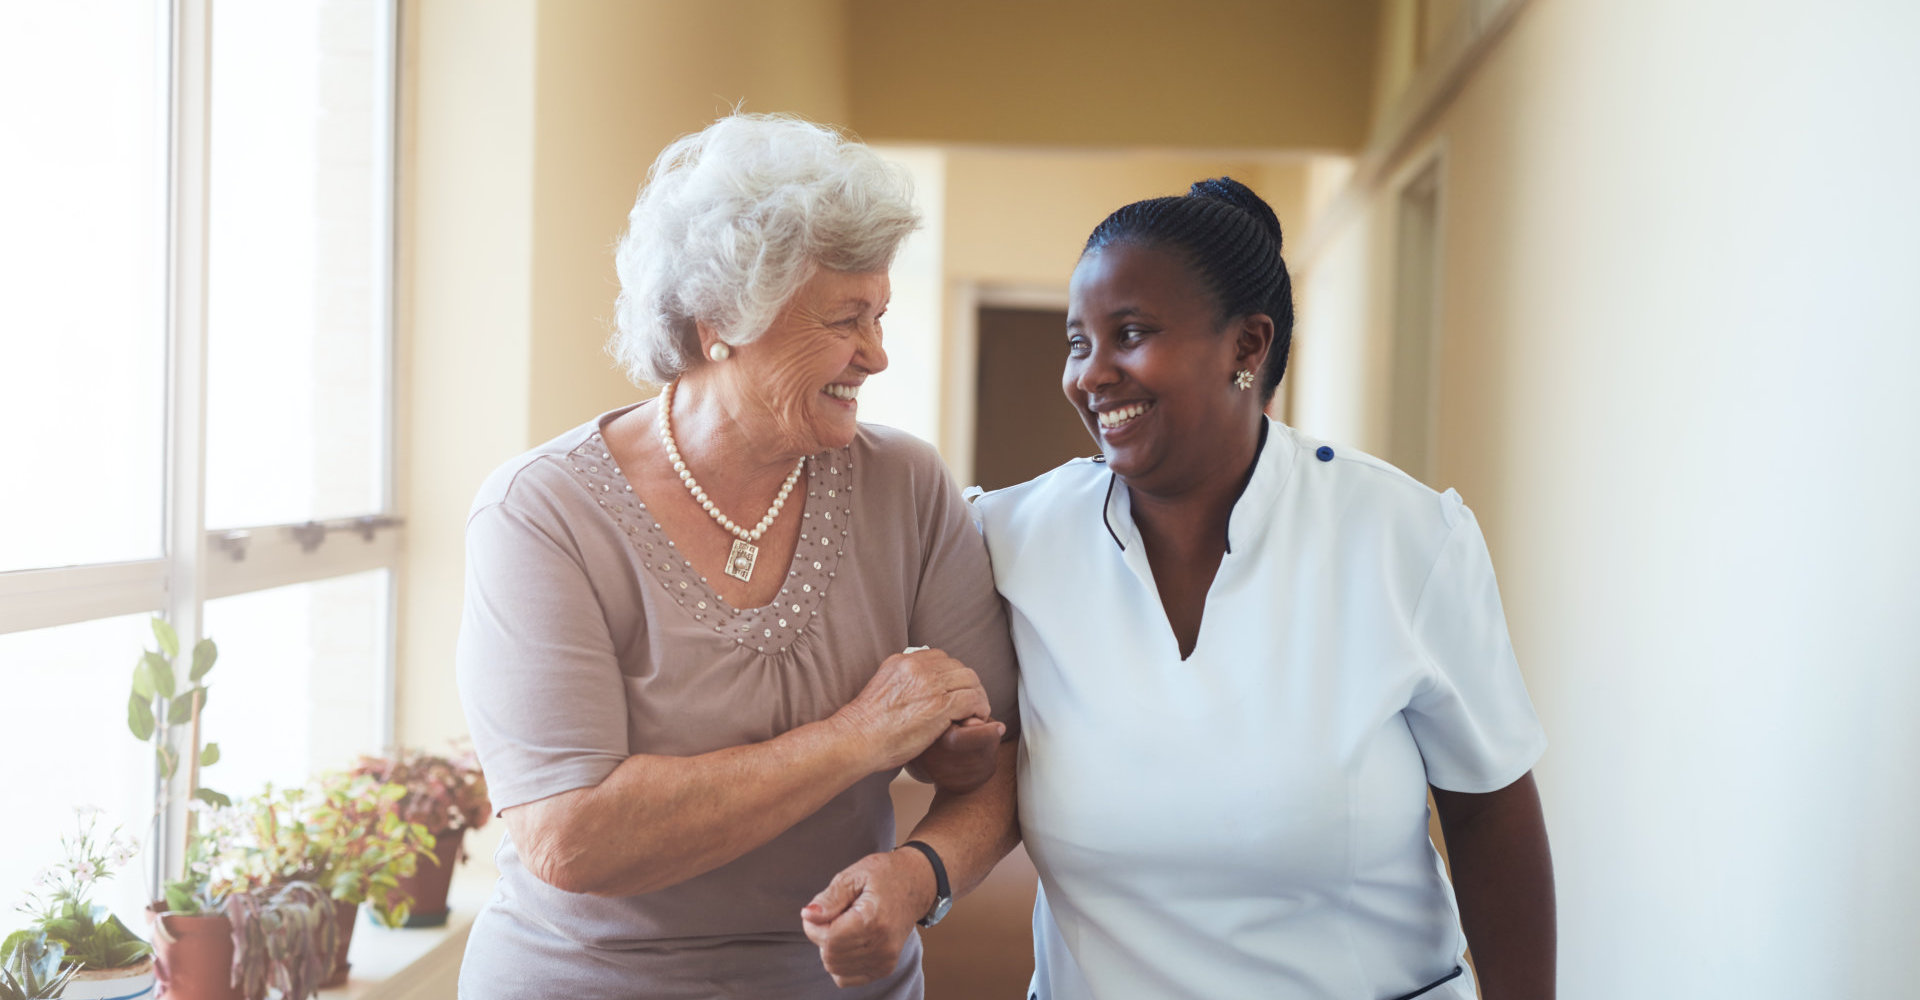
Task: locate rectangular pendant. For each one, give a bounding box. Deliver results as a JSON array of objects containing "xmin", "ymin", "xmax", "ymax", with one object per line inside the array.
[{"xmin": 724, "ymin": 538, "xmax": 758, "ymax": 582}]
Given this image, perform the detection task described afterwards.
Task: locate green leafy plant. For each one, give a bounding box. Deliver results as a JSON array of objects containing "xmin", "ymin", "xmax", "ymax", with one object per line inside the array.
[
  {"xmin": 2, "ymin": 808, "xmax": 149, "ymax": 972},
  {"xmin": 127, "ymin": 616, "xmax": 225, "ymax": 813},
  {"xmin": 300, "ymin": 772, "xmax": 437, "ymax": 928},
  {"xmin": 0, "ymin": 934, "xmax": 77, "ymax": 1000},
  {"xmin": 126, "ymin": 616, "xmax": 230, "ymax": 913},
  {"xmin": 222, "ymin": 881, "xmax": 338, "ymax": 1000},
  {"xmin": 347, "ymin": 745, "xmax": 491, "ymax": 840},
  {"xmin": 204, "ymin": 777, "xmax": 434, "ymax": 928}
]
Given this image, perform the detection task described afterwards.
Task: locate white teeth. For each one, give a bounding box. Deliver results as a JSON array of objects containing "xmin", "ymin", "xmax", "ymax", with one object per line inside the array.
[
  {"xmin": 824, "ymin": 383, "xmax": 860, "ymax": 401},
  {"xmin": 1097, "ymin": 402, "xmax": 1152, "ymax": 428}
]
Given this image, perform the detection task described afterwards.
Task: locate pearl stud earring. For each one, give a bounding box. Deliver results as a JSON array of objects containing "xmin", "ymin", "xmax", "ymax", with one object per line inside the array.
[
  {"xmin": 1233, "ymin": 369, "xmax": 1256, "ymax": 391},
  {"xmin": 708, "ymin": 342, "xmax": 732, "ymax": 362}
]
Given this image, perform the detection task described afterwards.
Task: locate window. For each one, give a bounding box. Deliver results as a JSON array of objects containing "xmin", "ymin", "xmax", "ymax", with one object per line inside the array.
[{"xmin": 0, "ymin": 0, "xmax": 400, "ymax": 920}]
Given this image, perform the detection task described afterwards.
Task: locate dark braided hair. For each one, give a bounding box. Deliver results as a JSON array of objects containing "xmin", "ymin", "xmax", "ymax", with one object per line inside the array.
[{"xmin": 1082, "ymin": 177, "xmax": 1294, "ymax": 400}]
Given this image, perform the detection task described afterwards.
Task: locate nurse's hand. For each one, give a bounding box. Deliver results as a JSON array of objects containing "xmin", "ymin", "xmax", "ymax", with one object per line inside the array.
[
  {"xmin": 832, "ymin": 648, "xmax": 991, "ymax": 774},
  {"xmin": 905, "ymin": 717, "xmax": 1006, "ymax": 793},
  {"xmin": 801, "ymin": 848, "xmax": 934, "ymax": 987}
]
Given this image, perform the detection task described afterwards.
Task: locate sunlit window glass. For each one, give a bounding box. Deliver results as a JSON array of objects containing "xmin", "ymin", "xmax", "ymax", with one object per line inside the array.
[
  {"xmin": 205, "ymin": 0, "xmax": 390, "ymax": 529},
  {"xmin": 199, "ymin": 570, "xmax": 389, "ymax": 798},
  {"xmin": 0, "ymin": 615, "xmax": 166, "ymax": 929},
  {"xmin": 0, "ymin": 2, "xmax": 168, "ymax": 572}
]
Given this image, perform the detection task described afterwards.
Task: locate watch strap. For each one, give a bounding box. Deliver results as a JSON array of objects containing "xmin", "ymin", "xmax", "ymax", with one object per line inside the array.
[{"xmin": 899, "ymin": 840, "xmax": 952, "ymax": 927}]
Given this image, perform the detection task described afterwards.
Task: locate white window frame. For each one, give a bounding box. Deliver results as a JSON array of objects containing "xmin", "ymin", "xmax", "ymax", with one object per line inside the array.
[{"xmin": 0, "ymin": 0, "xmax": 403, "ymax": 895}]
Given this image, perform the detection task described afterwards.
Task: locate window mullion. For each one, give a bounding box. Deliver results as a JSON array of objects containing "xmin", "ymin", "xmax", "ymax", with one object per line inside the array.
[
  {"xmin": 374, "ymin": 0, "xmax": 402, "ymax": 752},
  {"xmin": 158, "ymin": 0, "xmax": 213, "ymax": 903}
]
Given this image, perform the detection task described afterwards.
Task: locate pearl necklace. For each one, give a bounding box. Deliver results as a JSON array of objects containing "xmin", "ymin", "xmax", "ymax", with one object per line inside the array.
[{"xmin": 656, "ymin": 380, "xmax": 805, "ymax": 582}]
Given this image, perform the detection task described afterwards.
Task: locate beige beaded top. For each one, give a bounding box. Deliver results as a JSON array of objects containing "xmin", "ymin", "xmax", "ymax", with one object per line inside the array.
[{"xmin": 454, "ymin": 404, "xmax": 1018, "ymax": 1000}]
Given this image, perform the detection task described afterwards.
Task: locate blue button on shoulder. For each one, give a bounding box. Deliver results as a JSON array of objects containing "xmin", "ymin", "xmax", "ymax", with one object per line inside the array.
[{"xmin": 1315, "ymin": 445, "xmax": 1335, "ymax": 462}]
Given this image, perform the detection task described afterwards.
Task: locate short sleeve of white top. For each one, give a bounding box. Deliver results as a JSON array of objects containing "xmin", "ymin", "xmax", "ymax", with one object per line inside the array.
[{"xmin": 972, "ymin": 420, "xmax": 1546, "ymax": 1000}]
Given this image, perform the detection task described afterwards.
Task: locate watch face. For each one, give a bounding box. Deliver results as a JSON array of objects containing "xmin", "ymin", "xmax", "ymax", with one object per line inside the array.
[{"xmin": 921, "ymin": 895, "xmax": 954, "ymax": 927}]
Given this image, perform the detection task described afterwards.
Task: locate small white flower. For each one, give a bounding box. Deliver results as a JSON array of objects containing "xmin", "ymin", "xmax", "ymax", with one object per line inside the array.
[
  {"xmin": 71, "ymin": 859, "xmax": 100, "ymax": 888},
  {"xmin": 74, "ymin": 804, "xmax": 106, "ymax": 822},
  {"xmin": 31, "ymin": 865, "xmax": 59, "ymax": 890}
]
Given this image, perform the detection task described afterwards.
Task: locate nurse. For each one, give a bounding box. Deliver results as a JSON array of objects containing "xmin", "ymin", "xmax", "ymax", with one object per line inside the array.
[{"xmin": 972, "ymin": 178, "xmax": 1555, "ymax": 998}]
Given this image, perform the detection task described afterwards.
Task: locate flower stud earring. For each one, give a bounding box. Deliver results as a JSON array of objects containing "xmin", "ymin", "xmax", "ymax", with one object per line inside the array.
[
  {"xmin": 1233, "ymin": 369, "xmax": 1256, "ymax": 391},
  {"xmin": 708, "ymin": 342, "xmax": 732, "ymax": 362}
]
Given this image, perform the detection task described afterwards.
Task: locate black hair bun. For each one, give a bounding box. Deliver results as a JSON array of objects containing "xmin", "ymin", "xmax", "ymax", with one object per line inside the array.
[{"xmin": 1188, "ymin": 177, "xmax": 1282, "ymax": 251}]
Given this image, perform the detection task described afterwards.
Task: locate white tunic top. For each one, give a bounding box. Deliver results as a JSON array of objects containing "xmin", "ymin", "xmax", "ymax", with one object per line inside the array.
[{"xmin": 971, "ymin": 419, "xmax": 1546, "ymax": 1000}]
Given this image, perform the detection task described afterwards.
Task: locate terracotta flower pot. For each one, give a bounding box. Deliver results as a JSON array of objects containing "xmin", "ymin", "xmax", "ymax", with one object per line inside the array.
[
  {"xmin": 146, "ymin": 905, "xmax": 241, "ymax": 1000},
  {"xmin": 391, "ymin": 827, "xmax": 466, "ymax": 928},
  {"xmin": 320, "ymin": 899, "xmax": 356, "ymax": 988},
  {"xmin": 59, "ymin": 956, "xmax": 156, "ymax": 1000}
]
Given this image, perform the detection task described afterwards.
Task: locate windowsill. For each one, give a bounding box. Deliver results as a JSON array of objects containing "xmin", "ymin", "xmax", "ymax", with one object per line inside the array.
[{"xmin": 316, "ymin": 857, "xmax": 496, "ymax": 1000}]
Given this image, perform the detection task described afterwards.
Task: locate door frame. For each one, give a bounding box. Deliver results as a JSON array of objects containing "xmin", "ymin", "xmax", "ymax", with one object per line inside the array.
[{"xmin": 942, "ymin": 281, "xmax": 1070, "ymax": 487}]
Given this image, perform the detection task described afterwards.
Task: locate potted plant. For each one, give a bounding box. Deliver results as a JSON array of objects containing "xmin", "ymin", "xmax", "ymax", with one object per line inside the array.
[
  {"xmin": 208, "ymin": 777, "xmax": 432, "ymax": 986},
  {"xmin": 0, "ymin": 934, "xmax": 77, "ymax": 1000},
  {"xmin": 347, "ymin": 746, "xmax": 491, "ymax": 927},
  {"xmin": 2, "ymin": 809, "xmax": 155, "ymax": 999},
  {"xmin": 159, "ymin": 799, "xmax": 342, "ymax": 1000},
  {"xmin": 144, "ymin": 855, "xmax": 336, "ymax": 1000},
  {"xmin": 297, "ymin": 772, "xmax": 435, "ymax": 983},
  {"xmin": 125, "ymin": 616, "xmax": 237, "ymax": 1000},
  {"xmin": 146, "ymin": 805, "xmax": 247, "ymax": 1000}
]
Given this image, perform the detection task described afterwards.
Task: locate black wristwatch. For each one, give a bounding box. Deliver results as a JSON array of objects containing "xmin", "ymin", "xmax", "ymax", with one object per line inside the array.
[{"xmin": 898, "ymin": 840, "xmax": 953, "ymax": 928}]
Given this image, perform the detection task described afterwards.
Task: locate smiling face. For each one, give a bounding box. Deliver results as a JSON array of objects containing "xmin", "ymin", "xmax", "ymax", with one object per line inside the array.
[
  {"xmin": 718, "ymin": 267, "xmax": 890, "ymax": 456},
  {"xmin": 1064, "ymin": 242, "xmax": 1271, "ymax": 496}
]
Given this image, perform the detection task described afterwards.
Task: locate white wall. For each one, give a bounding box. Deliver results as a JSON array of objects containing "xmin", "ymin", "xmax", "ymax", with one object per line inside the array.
[{"xmin": 1294, "ymin": 1, "xmax": 1920, "ymax": 994}]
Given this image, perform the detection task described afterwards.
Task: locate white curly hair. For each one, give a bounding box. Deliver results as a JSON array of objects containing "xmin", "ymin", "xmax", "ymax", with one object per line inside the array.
[{"xmin": 610, "ymin": 114, "xmax": 920, "ymax": 386}]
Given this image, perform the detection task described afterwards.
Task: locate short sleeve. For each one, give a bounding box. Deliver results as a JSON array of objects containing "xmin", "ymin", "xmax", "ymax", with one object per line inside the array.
[
  {"xmin": 456, "ymin": 501, "xmax": 629, "ymax": 813},
  {"xmin": 1404, "ymin": 503, "xmax": 1547, "ymax": 793},
  {"xmin": 907, "ymin": 462, "xmax": 1021, "ymax": 737}
]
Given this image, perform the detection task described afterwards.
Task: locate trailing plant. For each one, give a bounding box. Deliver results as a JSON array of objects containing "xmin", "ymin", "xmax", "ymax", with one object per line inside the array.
[
  {"xmin": 2, "ymin": 808, "xmax": 149, "ymax": 972},
  {"xmin": 0, "ymin": 934, "xmax": 76, "ymax": 1000},
  {"xmin": 347, "ymin": 744, "xmax": 491, "ymax": 840},
  {"xmin": 221, "ymin": 881, "xmax": 337, "ymax": 1000}
]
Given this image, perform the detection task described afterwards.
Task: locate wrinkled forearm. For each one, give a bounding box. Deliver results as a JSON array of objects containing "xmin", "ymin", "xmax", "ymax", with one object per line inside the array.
[{"xmin": 510, "ymin": 716, "xmax": 875, "ymax": 897}]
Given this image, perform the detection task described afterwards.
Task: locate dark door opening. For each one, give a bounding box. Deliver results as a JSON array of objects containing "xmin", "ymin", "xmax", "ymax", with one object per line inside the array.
[{"xmin": 972, "ymin": 306, "xmax": 1096, "ymax": 491}]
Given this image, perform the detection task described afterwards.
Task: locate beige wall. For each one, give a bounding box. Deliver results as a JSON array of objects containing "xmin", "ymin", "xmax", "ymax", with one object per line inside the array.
[
  {"xmin": 397, "ymin": 0, "xmax": 539, "ymax": 751},
  {"xmin": 943, "ymin": 149, "xmax": 1313, "ymax": 290},
  {"xmin": 1294, "ymin": 0, "xmax": 1920, "ymax": 992},
  {"xmin": 848, "ymin": 0, "xmax": 1378, "ymax": 151}
]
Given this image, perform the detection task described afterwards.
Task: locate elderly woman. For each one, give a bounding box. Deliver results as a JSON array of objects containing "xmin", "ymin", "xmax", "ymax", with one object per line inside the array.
[
  {"xmin": 454, "ymin": 114, "xmax": 1017, "ymax": 999},
  {"xmin": 816, "ymin": 178, "xmax": 1554, "ymax": 999}
]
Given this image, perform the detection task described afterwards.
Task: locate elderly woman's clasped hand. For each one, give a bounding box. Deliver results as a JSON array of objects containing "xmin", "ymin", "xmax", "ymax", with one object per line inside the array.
[
  {"xmin": 800, "ymin": 648, "xmax": 1008, "ymax": 987},
  {"xmin": 835, "ymin": 648, "xmax": 1004, "ymax": 786}
]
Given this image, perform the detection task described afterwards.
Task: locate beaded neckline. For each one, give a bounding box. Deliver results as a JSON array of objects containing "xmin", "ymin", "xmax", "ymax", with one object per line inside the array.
[{"xmin": 563, "ymin": 428, "xmax": 855, "ymax": 657}]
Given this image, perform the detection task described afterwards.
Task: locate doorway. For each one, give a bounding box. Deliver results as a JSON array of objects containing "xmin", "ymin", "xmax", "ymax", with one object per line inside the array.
[{"xmin": 972, "ymin": 306, "xmax": 1094, "ymax": 491}]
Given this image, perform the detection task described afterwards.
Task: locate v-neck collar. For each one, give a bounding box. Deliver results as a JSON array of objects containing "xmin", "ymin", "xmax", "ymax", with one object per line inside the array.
[
  {"xmin": 1100, "ymin": 416, "xmax": 1296, "ymax": 556},
  {"xmin": 560, "ymin": 409, "xmax": 855, "ymax": 657}
]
